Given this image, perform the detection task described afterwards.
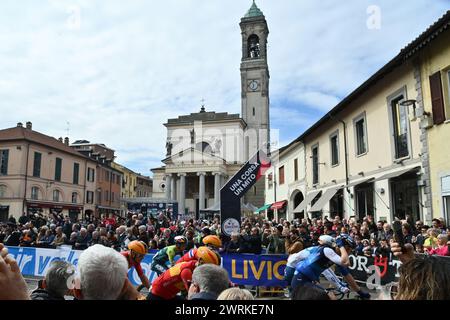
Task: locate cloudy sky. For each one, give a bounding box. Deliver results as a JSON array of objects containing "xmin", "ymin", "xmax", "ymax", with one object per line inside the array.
[{"xmin": 0, "ymin": 0, "xmax": 448, "ymax": 175}]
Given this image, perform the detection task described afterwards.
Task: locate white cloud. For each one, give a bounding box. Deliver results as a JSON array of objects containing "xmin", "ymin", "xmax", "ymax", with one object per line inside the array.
[{"xmin": 0, "ymin": 0, "xmax": 448, "ymax": 174}]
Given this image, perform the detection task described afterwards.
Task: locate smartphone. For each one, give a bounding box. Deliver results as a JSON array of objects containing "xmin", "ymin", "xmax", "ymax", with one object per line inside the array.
[{"xmin": 392, "ymin": 220, "xmax": 404, "ymax": 248}]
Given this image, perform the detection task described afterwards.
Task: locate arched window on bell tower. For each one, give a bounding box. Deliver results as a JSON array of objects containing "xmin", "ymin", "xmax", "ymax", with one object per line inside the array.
[{"xmin": 248, "ymin": 34, "xmax": 260, "ymax": 59}]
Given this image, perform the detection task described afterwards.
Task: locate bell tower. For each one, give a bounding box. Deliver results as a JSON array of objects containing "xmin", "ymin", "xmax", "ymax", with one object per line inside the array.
[
  {"xmin": 240, "ymin": 0, "xmax": 270, "ymax": 160},
  {"xmin": 240, "ymin": 1, "xmax": 269, "ymax": 208}
]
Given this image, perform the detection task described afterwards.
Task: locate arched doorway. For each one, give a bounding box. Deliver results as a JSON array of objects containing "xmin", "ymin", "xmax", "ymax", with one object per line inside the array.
[{"xmin": 290, "ymin": 190, "xmax": 304, "ymax": 220}]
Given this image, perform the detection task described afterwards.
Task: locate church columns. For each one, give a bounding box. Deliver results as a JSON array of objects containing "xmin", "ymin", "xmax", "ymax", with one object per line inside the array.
[
  {"xmin": 198, "ymin": 172, "xmax": 206, "ymax": 210},
  {"xmin": 165, "ymin": 174, "xmax": 172, "ymax": 200},
  {"xmin": 214, "ymin": 172, "xmax": 221, "ymax": 204},
  {"xmin": 178, "ymin": 173, "xmax": 186, "ymax": 215},
  {"xmin": 170, "ymin": 175, "xmax": 176, "ymax": 201}
]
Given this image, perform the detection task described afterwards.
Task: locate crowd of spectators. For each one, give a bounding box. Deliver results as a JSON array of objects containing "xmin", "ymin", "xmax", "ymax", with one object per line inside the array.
[{"xmin": 1, "ymin": 211, "xmax": 449, "ymax": 258}]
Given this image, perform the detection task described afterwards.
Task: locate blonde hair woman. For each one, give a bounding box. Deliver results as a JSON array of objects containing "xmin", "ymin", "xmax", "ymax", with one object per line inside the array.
[{"xmin": 217, "ymin": 287, "xmax": 254, "ymax": 300}]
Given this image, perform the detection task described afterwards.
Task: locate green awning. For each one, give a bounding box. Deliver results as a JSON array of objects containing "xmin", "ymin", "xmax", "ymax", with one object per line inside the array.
[{"xmin": 255, "ymin": 203, "xmax": 272, "ymax": 213}]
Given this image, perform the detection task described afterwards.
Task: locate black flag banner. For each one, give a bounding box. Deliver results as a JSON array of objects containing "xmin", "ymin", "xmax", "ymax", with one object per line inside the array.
[{"xmin": 220, "ymin": 150, "xmax": 271, "ymax": 236}]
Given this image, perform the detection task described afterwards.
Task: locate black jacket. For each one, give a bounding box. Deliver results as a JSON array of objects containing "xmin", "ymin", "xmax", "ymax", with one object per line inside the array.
[
  {"xmin": 240, "ymin": 234, "xmax": 262, "ymax": 254},
  {"xmin": 30, "ymin": 289, "xmax": 65, "ymax": 300}
]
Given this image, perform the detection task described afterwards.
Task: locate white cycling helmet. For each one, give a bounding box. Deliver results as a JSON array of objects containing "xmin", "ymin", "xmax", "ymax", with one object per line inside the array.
[{"xmin": 319, "ymin": 235, "xmax": 335, "ymax": 247}]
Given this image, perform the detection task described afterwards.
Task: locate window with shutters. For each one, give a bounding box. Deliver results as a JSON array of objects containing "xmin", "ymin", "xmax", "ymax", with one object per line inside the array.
[
  {"xmin": 31, "ymin": 187, "xmax": 39, "ymax": 200},
  {"xmin": 312, "ymin": 145, "xmax": 319, "ymax": 185},
  {"xmin": 446, "ymin": 69, "xmax": 450, "ymax": 120},
  {"xmin": 388, "ymin": 89, "xmax": 410, "ymax": 159},
  {"xmin": 353, "ymin": 113, "xmax": 368, "ymax": 156},
  {"xmin": 55, "ymin": 158, "xmax": 62, "ymax": 181},
  {"xmin": 429, "ymin": 71, "xmax": 445, "ymax": 125},
  {"xmin": 0, "ymin": 150, "xmax": 9, "ymax": 175},
  {"xmin": 294, "ymin": 158, "xmax": 299, "ymax": 181},
  {"xmin": 279, "ymin": 166, "xmax": 285, "ymax": 185},
  {"xmin": 330, "ymin": 131, "xmax": 340, "ymax": 166},
  {"xmin": 33, "ymin": 152, "xmax": 41, "ymax": 177},
  {"xmin": 73, "ymin": 163, "xmax": 79, "ymax": 185}
]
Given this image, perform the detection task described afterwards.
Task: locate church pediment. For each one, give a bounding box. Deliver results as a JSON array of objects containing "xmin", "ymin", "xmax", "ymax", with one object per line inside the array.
[{"xmin": 162, "ymin": 147, "xmax": 226, "ymax": 165}]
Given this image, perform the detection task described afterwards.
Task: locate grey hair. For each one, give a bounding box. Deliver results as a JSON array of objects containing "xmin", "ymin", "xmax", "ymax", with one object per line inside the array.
[
  {"xmin": 217, "ymin": 287, "xmax": 254, "ymax": 300},
  {"xmin": 77, "ymin": 244, "xmax": 128, "ymax": 300},
  {"xmin": 192, "ymin": 264, "xmax": 229, "ymax": 296},
  {"xmin": 45, "ymin": 260, "xmax": 75, "ymax": 297}
]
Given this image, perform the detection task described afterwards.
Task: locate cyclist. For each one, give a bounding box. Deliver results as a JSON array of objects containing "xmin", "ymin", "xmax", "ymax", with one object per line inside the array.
[
  {"xmin": 322, "ymin": 234, "xmax": 371, "ymax": 299},
  {"xmin": 176, "ymin": 235, "xmax": 222, "ymax": 265},
  {"xmin": 290, "ymin": 234, "xmax": 349, "ymax": 296},
  {"xmin": 150, "ymin": 235, "xmax": 187, "ymax": 276},
  {"xmin": 121, "ymin": 240, "xmax": 150, "ymax": 290},
  {"xmin": 147, "ymin": 246, "xmax": 220, "ymax": 300}
]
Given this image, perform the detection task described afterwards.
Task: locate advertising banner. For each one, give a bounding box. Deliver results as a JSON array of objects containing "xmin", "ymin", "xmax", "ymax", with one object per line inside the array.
[
  {"xmin": 220, "ymin": 150, "xmax": 271, "ymax": 236},
  {"xmin": 222, "ymin": 253, "xmax": 287, "ymax": 287},
  {"xmin": 11, "ymin": 246, "xmax": 449, "ymax": 289}
]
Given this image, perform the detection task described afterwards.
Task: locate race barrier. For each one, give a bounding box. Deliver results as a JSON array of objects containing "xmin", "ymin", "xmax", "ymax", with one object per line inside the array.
[{"xmin": 6, "ymin": 245, "xmax": 448, "ymax": 288}]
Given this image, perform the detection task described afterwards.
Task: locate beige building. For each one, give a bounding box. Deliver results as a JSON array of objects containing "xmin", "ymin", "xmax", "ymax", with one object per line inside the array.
[
  {"xmin": 70, "ymin": 141, "xmax": 123, "ymax": 217},
  {"xmin": 0, "ymin": 122, "xmax": 97, "ymax": 221},
  {"xmin": 264, "ymin": 141, "xmax": 306, "ymax": 222},
  {"xmin": 265, "ymin": 11, "xmax": 450, "ymax": 224}
]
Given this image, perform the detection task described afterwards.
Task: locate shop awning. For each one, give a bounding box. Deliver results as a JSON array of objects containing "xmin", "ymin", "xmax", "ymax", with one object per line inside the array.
[
  {"xmin": 293, "ymin": 190, "xmax": 321, "ymax": 213},
  {"xmin": 242, "ymin": 203, "xmax": 259, "ymax": 212},
  {"xmin": 374, "ymin": 166, "xmax": 421, "ymax": 181},
  {"xmin": 309, "ymin": 186, "xmax": 343, "ymax": 212},
  {"xmin": 255, "ymin": 203, "xmax": 272, "ymax": 213},
  {"xmin": 200, "ymin": 202, "xmax": 220, "ymax": 212},
  {"xmin": 346, "ymin": 177, "xmax": 375, "ymax": 188},
  {"xmin": 271, "ymin": 200, "xmax": 287, "ymax": 210}
]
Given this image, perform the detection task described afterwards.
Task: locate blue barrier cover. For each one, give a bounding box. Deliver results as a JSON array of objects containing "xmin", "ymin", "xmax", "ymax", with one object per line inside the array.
[{"xmin": 5, "ymin": 246, "xmax": 289, "ymax": 287}]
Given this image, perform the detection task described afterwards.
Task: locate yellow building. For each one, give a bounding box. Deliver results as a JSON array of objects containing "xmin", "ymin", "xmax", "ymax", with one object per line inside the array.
[
  {"xmin": 112, "ymin": 162, "xmax": 139, "ymax": 199},
  {"xmin": 414, "ymin": 11, "xmax": 450, "ymax": 223},
  {"xmin": 267, "ymin": 10, "xmax": 450, "ymax": 225}
]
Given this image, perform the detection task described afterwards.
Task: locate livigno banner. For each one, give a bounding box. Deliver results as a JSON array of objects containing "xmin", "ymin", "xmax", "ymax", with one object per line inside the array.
[{"xmin": 220, "ymin": 150, "xmax": 271, "ymax": 236}]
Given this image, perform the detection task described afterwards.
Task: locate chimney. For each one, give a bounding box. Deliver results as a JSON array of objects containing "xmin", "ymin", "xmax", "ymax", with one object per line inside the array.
[
  {"xmin": 64, "ymin": 137, "xmax": 69, "ymax": 146},
  {"xmin": 58, "ymin": 137, "xmax": 63, "ymax": 143},
  {"xmin": 25, "ymin": 122, "xmax": 32, "ymax": 130},
  {"xmin": 17, "ymin": 122, "xmax": 23, "ymax": 127}
]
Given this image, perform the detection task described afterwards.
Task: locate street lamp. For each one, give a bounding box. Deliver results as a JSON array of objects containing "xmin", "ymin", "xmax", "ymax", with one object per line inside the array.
[{"xmin": 400, "ymin": 99, "xmax": 431, "ymax": 118}]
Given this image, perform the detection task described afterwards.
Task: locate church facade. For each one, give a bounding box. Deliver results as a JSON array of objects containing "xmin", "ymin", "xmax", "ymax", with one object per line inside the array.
[{"xmin": 151, "ymin": 2, "xmax": 271, "ymax": 219}]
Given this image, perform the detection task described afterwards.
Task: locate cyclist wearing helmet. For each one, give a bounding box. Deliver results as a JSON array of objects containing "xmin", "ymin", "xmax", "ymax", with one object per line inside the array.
[
  {"xmin": 150, "ymin": 236, "xmax": 187, "ymax": 276},
  {"xmin": 121, "ymin": 240, "xmax": 150, "ymax": 289},
  {"xmin": 322, "ymin": 234, "xmax": 371, "ymax": 299},
  {"xmin": 290, "ymin": 234, "xmax": 350, "ymax": 296},
  {"xmin": 176, "ymin": 235, "xmax": 223, "ymax": 265},
  {"xmin": 147, "ymin": 246, "xmax": 220, "ymax": 300}
]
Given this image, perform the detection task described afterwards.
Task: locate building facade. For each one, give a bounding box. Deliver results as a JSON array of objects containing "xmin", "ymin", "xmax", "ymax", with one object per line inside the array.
[
  {"xmin": 415, "ymin": 14, "xmax": 450, "ymax": 223},
  {"xmin": 264, "ymin": 141, "xmax": 306, "ymax": 222},
  {"xmin": 151, "ymin": 2, "xmax": 271, "ymax": 218},
  {"xmin": 70, "ymin": 141, "xmax": 123, "ymax": 217},
  {"xmin": 0, "ymin": 122, "xmax": 97, "ymax": 221},
  {"xmin": 264, "ymin": 11, "xmax": 450, "ymax": 225}
]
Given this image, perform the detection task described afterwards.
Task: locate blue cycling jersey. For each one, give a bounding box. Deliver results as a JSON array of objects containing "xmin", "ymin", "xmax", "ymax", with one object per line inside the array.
[{"xmin": 294, "ymin": 246, "xmax": 336, "ymax": 282}]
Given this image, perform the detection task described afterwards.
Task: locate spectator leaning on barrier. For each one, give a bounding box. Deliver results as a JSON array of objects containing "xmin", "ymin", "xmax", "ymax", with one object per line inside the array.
[
  {"xmin": 187, "ymin": 264, "xmax": 230, "ymax": 300},
  {"xmin": 224, "ymin": 232, "xmax": 241, "ymax": 253},
  {"xmin": 266, "ymin": 226, "xmax": 285, "ymax": 254},
  {"xmin": 240, "ymin": 227, "xmax": 262, "ymax": 254},
  {"xmin": 285, "ymin": 229, "xmax": 303, "ymax": 255},
  {"xmin": 30, "ymin": 260, "xmax": 74, "ymax": 300}
]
